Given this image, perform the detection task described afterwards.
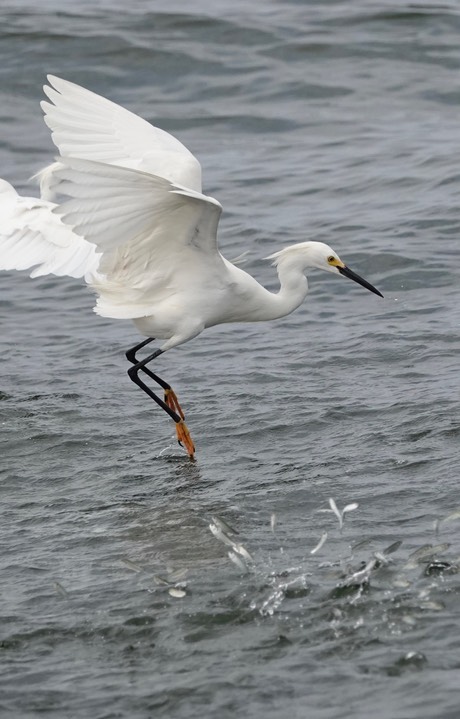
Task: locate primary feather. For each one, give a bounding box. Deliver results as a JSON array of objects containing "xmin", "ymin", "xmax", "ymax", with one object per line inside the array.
[{"xmin": 41, "ymin": 75, "xmax": 202, "ymax": 191}]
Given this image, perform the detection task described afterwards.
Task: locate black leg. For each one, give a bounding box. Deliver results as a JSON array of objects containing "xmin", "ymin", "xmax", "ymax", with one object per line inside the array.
[
  {"xmin": 126, "ymin": 337, "xmax": 171, "ymax": 392},
  {"xmin": 125, "ymin": 338, "xmax": 196, "ymax": 459},
  {"xmin": 126, "ymin": 341, "xmax": 180, "ymax": 423},
  {"xmin": 125, "ymin": 336, "xmax": 155, "ymax": 364}
]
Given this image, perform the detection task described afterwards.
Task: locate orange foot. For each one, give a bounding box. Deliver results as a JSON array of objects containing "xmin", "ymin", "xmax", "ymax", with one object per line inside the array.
[
  {"xmin": 175, "ymin": 419, "xmax": 196, "ymax": 461},
  {"xmin": 164, "ymin": 388, "xmax": 195, "ymax": 461},
  {"xmin": 164, "ymin": 388, "xmax": 185, "ymax": 420}
]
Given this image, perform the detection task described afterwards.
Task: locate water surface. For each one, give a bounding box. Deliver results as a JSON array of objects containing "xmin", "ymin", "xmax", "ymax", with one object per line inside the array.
[{"xmin": 1, "ymin": 2, "xmax": 460, "ymax": 717}]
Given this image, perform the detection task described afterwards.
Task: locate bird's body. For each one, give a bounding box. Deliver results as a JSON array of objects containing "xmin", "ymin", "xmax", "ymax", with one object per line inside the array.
[
  {"xmin": 133, "ymin": 251, "xmax": 309, "ymax": 347},
  {"xmin": 0, "ymin": 76, "xmax": 383, "ymax": 459}
]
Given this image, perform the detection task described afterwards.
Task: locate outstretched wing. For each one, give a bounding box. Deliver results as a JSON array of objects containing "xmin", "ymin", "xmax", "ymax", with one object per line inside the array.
[
  {"xmin": 41, "ymin": 75, "xmax": 202, "ymax": 191},
  {"xmin": 0, "ymin": 178, "xmax": 100, "ymax": 280},
  {"xmin": 51, "ymin": 158, "xmax": 224, "ymax": 319}
]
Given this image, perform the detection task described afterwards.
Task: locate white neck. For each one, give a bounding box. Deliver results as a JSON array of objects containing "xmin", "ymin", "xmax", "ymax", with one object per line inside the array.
[{"xmin": 255, "ymin": 254, "xmax": 309, "ymax": 321}]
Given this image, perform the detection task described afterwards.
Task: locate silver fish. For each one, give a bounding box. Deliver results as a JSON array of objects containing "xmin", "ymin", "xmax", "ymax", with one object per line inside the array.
[
  {"xmin": 208, "ymin": 523, "xmax": 236, "ymax": 548},
  {"xmin": 167, "ymin": 568, "xmax": 189, "ymax": 582},
  {"xmin": 311, "ymin": 531, "xmax": 328, "ymax": 555},
  {"xmin": 211, "ymin": 516, "xmax": 239, "ymax": 536},
  {"xmin": 328, "ymin": 498, "xmax": 342, "ymax": 527},
  {"xmin": 435, "ymin": 510, "xmax": 460, "ymax": 534},
  {"xmin": 228, "ymin": 551, "xmax": 248, "ymax": 573},
  {"xmin": 233, "ymin": 543, "xmax": 254, "ymax": 563},
  {"xmin": 328, "ymin": 498, "xmax": 358, "ymax": 531},
  {"xmin": 153, "ymin": 575, "xmax": 172, "ymax": 586},
  {"xmin": 439, "ymin": 509, "xmax": 460, "ymax": 526},
  {"xmin": 343, "ymin": 502, "xmax": 359, "ymax": 514},
  {"xmin": 168, "ymin": 587, "xmax": 186, "ymax": 598},
  {"xmin": 120, "ymin": 558, "xmax": 144, "ymax": 573},
  {"xmin": 343, "ymin": 558, "xmax": 377, "ymax": 586}
]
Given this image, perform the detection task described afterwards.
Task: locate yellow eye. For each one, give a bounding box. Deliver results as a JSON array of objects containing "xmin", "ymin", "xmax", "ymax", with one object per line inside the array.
[{"xmin": 327, "ymin": 256, "xmax": 336, "ymax": 264}]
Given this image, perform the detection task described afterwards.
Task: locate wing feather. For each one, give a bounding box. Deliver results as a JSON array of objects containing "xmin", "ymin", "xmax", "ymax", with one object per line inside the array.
[
  {"xmin": 0, "ymin": 178, "xmax": 100, "ymax": 280},
  {"xmin": 51, "ymin": 157, "xmax": 222, "ymax": 253},
  {"xmin": 50, "ymin": 157, "xmax": 224, "ymax": 319},
  {"xmin": 42, "ymin": 75, "xmax": 202, "ymax": 190}
]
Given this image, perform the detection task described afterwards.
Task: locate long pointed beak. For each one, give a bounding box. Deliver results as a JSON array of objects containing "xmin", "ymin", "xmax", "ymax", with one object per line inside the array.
[{"xmin": 338, "ymin": 265, "xmax": 383, "ymax": 297}]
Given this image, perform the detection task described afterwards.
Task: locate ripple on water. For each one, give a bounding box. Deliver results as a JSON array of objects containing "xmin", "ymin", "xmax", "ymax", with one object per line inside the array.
[{"xmin": 1, "ymin": 1, "xmax": 460, "ymax": 717}]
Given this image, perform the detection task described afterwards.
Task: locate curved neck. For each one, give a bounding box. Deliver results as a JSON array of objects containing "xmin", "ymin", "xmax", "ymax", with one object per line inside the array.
[{"xmin": 258, "ymin": 260, "xmax": 309, "ymax": 321}]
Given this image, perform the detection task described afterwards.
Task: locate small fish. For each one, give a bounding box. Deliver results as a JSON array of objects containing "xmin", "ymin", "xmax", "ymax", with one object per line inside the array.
[
  {"xmin": 233, "ymin": 543, "xmax": 254, "ymax": 563},
  {"xmin": 208, "ymin": 523, "xmax": 236, "ymax": 548},
  {"xmin": 343, "ymin": 558, "xmax": 377, "ymax": 586},
  {"xmin": 328, "ymin": 498, "xmax": 342, "ymax": 527},
  {"xmin": 120, "ymin": 558, "xmax": 144, "ymax": 573},
  {"xmin": 211, "ymin": 516, "xmax": 239, "ymax": 536},
  {"xmin": 228, "ymin": 550, "xmax": 248, "ymax": 573},
  {"xmin": 407, "ymin": 544, "xmax": 434, "ymax": 561},
  {"xmin": 311, "ymin": 531, "xmax": 328, "ymax": 555},
  {"xmin": 434, "ymin": 510, "xmax": 460, "ymax": 534},
  {"xmin": 382, "ymin": 540, "xmax": 402, "ymax": 556},
  {"xmin": 153, "ymin": 575, "xmax": 172, "ymax": 586},
  {"xmin": 168, "ymin": 587, "xmax": 186, "ymax": 598},
  {"xmin": 343, "ymin": 502, "xmax": 359, "ymax": 514},
  {"xmin": 270, "ymin": 513, "xmax": 277, "ymax": 534},
  {"xmin": 439, "ymin": 509, "xmax": 460, "ymax": 526},
  {"xmin": 328, "ymin": 498, "xmax": 358, "ymax": 530},
  {"xmin": 167, "ymin": 568, "xmax": 189, "ymax": 582}
]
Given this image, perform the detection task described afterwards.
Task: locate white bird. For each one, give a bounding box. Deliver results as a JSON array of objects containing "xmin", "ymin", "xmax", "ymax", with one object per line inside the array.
[{"xmin": 0, "ymin": 76, "xmax": 383, "ymax": 460}]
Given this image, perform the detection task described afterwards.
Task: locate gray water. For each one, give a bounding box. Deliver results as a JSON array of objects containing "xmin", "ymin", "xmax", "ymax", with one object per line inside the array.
[{"xmin": 1, "ymin": 1, "xmax": 460, "ymax": 717}]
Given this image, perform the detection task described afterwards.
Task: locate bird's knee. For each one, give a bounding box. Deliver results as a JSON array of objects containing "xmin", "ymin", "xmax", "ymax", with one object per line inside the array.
[{"xmin": 127, "ymin": 365, "xmax": 137, "ymax": 382}]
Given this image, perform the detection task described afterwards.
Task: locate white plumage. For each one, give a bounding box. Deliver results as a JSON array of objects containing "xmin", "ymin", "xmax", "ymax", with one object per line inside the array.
[
  {"xmin": 0, "ymin": 176, "xmax": 99, "ymax": 280},
  {"xmin": 41, "ymin": 75, "xmax": 202, "ymax": 190},
  {"xmin": 0, "ymin": 76, "xmax": 383, "ymax": 459}
]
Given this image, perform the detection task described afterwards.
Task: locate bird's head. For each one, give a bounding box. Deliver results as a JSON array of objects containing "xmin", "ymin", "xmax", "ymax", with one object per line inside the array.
[{"xmin": 266, "ymin": 241, "xmax": 383, "ymax": 298}]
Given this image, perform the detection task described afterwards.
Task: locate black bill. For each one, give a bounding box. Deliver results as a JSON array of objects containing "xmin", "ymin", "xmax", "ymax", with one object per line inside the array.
[{"xmin": 338, "ymin": 265, "xmax": 383, "ymax": 297}]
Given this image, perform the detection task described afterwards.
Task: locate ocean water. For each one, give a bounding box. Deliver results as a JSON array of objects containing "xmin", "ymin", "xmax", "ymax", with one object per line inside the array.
[{"xmin": 1, "ymin": 1, "xmax": 460, "ymax": 717}]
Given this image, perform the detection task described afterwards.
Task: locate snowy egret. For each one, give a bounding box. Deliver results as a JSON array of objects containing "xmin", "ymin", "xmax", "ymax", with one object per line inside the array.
[{"xmin": 0, "ymin": 76, "xmax": 383, "ymax": 460}]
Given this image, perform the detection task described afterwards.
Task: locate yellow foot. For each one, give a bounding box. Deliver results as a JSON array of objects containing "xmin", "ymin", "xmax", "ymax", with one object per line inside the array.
[
  {"xmin": 164, "ymin": 388, "xmax": 195, "ymax": 461},
  {"xmin": 175, "ymin": 420, "xmax": 196, "ymax": 461}
]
